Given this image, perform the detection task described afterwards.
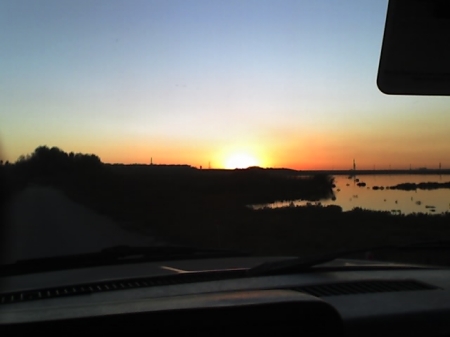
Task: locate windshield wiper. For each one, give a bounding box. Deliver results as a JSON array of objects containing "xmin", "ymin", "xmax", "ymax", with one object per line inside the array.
[
  {"xmin": 247, "ymin": 240, "xmax": 450, "ymax": 276},
  {"xmin": 0, "ymin": 245, "xmax": 249, "ymax": 276}
]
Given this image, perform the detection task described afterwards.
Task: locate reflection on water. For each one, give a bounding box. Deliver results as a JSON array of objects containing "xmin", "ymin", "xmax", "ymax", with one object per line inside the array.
[{"xmin": 252, "ymin": 175, "xmax": 450, "ymax": 215}]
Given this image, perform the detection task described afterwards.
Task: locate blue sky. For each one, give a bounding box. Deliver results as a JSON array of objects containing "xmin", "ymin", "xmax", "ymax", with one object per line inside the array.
[{"xmin": 2, "ymin": 0, "xmax": 450, "ymax": 169}]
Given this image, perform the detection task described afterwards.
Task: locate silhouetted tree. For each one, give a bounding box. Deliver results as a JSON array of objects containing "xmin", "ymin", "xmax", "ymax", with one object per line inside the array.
[{"xmin": 11, "ymin": 146, "xmax": 105, "ymax": 188}]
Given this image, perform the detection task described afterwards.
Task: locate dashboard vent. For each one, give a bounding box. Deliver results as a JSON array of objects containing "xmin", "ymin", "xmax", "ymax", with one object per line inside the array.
[
  {"xmin": 0, "ymin": 269, "xmax": 247, "ymax": 305},
  {"xmin": 290, "ymin": 280, "xmax": 439, "ymax": 298},
  {"xmin": 0, "ymin": 274, "xmax": 439, "ymax": 305}
]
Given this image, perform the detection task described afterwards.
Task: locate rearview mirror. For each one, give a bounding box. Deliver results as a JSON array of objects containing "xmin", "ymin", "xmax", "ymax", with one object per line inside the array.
[{"xmin": 377, "ymin": 0, "xmax": 450, "ymax": 95}]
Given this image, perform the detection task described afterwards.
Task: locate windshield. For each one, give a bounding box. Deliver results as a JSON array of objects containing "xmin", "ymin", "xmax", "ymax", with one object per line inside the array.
[{"xmin": 1, "ymin": 0, "xmax": 450, "ymax": 267}]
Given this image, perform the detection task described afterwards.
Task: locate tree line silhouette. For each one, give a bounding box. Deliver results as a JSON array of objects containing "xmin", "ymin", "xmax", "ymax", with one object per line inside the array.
[
  {"xmin": 3, "ymin": 146, "xmax": 104, "ymax": 191},
  {"xmin": 14, "ymin": 146, "xmax": 103, "ymax": 175},
  {"xmin": 3, "ymin": 146, "xmax": 335, "ymax": 206}
]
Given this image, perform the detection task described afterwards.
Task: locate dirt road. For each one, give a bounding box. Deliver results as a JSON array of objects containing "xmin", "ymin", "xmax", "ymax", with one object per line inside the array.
[{"xmin": 1, "ymin": 186, "xmax": 161, "ymax": 263}]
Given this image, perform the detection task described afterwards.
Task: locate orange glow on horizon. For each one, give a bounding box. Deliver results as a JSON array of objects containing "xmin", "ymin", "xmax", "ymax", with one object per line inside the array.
[{"xmin": 10, "ymin": 136, "xmax": 448, "ymax": 171}]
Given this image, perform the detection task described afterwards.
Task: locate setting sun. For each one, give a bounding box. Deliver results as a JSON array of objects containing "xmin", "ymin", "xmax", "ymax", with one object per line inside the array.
[{"xmin": 225, "ymin": 153, "xmax": 259, "ymax": 169}]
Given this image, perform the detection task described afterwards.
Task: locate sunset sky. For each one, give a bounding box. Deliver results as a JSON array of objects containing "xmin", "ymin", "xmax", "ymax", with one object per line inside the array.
[{"xmin": 2, "ymin": 0, "xmax": 450, "ymax": 170}]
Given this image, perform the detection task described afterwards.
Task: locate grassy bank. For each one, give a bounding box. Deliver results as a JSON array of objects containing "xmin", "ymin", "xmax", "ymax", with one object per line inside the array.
[{"xmin": 147, "ymin": 204, "xmax": 450, "ymax": 265}]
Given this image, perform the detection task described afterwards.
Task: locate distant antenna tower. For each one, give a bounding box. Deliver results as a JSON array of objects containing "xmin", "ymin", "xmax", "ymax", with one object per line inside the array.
[
  {"xmin": 353, "ymin": 159, "xmax": 356, "ymax": 171},
  {"xmin": 439, "ymin": 162, "xmax": 442, "ymax": 170},
  {"xmin": 150, "ymin": 157, "xmax": 153, "ymax": 165}
]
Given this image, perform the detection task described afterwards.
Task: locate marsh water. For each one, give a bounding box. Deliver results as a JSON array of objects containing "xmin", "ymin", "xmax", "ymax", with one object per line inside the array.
[{"xmin": 252, "ymin": 174, "xmax": 450, "ymax": 214}]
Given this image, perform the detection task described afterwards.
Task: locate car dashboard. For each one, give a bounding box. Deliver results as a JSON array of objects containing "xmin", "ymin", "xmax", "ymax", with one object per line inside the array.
[{"xmin": 0, "ymin": 257, "xmax": 450, "ymax": 336}]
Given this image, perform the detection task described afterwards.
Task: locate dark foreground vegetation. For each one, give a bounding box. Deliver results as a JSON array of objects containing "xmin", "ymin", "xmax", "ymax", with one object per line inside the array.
[{"xmin": 3, "ymin": 146, "xmax": 450, "ymax": 267}]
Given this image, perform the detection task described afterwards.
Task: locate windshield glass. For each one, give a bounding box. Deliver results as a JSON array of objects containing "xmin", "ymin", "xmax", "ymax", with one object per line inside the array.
[{"xmin": 2, "ymin": 0, "xmax": 450, "ymax": 267}]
